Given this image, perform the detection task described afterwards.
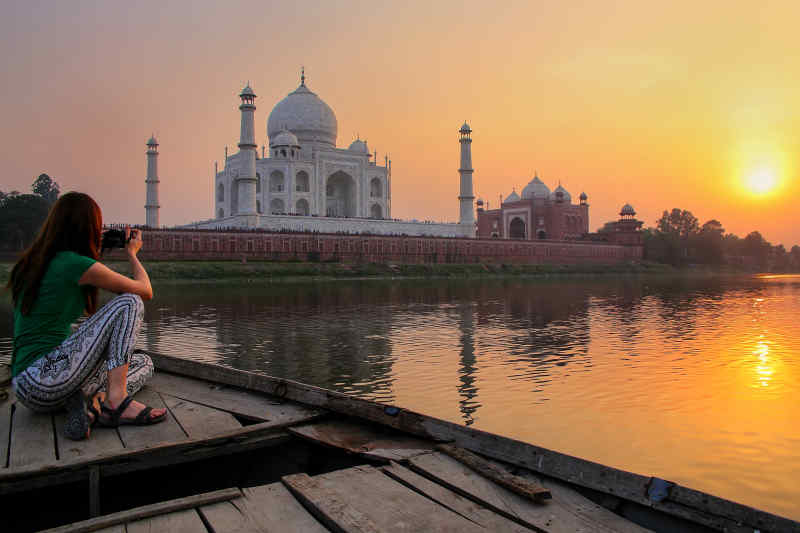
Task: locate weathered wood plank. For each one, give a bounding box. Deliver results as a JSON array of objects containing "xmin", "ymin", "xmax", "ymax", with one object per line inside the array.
[
  {"xmin": 202, "ymin": 482, "xmax": 328, "ymax": 533},
  {"xmin": 54, "ymin": 413, "xmax": 125, "ymax": 462},
  {"xmin": 289, "ymin": 419, "xmax": 434, "ymax": 462},
  {"xmin": 117, "ymin": 387, "xmax": 187, "ymax": 449},
  {"xmin": 148, "ymin": 351, "xmax": 800, "ymax": 533},
  {"xmin": 9, "ymin": 402, "xmax": 55, "ymax": 468},
  {"xmin": 161, "ymin": 394, "xmax": 241, "ymax": 439},
  {"xmin": 381, "ymin": 462, "xmax": 530, "ymax": 532},
  {"xmin": 91, "ymin": 526, "xmax": 125, "ymax": 533},
  {"xmin": 0, "ymin": 421, "xmax": 287, "ymax": 493},
  {"xmin": 1, "ymin": 397, "xmax": 12, "ymax": 468},
  {"xmin": 125, "ymin": 508, "xmax": 206, "ymax": 533},
  {"xmin": 410, "ymin": 452, "xmax": 652, "ymax": 533},
  {"xmin": 148, "ymin": 371, "xmax": 324, "ymax": 425},
  {"xmin": 41, "ymin": 487, "xmax": 241, "ymax": 533},
  {"xmin": 311, "ymin": 464, "xmax": 486, "ymax": 532},
  {"xmin": 436, "ymin": 443, "xmax": 551, "ymax": 501},
  {"xmin": 282, "ymin": 472, "xmax": 382, "ymax": 533}
]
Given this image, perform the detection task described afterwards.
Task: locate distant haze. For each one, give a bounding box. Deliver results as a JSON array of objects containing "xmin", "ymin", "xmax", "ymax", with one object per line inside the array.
[{"xmin": 2, "ymin": 1, "xmax": 798, "ymax": 247}]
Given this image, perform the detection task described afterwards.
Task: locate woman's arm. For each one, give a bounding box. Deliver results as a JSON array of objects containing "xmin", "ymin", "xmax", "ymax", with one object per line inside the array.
[{"xmin": 78, "ymin": 228, "xmax": 153, "ymax": 300}]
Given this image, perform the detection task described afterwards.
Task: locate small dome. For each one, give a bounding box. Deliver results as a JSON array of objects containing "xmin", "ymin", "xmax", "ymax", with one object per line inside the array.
[
  {"xmin": 521, "ymin": 175, "xmax": 551, "ymax": 199},
  {"xmin": 348, "ymin": 139, "xmax": 369, "ymax": 153},
  {"xmin": 504, "ymin": 190, "xmax": 521, "ymax": 203},
  {"xmin": 146, "ymin": 136, "xmax": 158, "ymax": 146},
  {"xmin": 579, "ymin": 191, "xmax": 588, "ymax": 200},
  {"xmin": 620, "ymin": 203, "xmax": 636, "ymax": 216},
  {"xmin": 270, "ymin": 129, "xmax": 299, "ymax": 147},
  {"xmin": 460, "ymin": 121, "xmax": 471, "ymax": 133},
  {"xmin": 476, "ymin": 198, "xmax": 484, "ymax": 206},
  {"xmin": 551, "ymin": 184, "xmax": 571, "ymax": 203},
  {"xmin": 240, "ymin": 84, "xmax": 256, "ymax": 97}
]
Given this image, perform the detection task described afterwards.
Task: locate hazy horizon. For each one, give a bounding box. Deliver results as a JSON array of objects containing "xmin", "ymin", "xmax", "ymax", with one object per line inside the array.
[{"xmin": 2, "ymin": 1, "xmax": 798, "ymax": 247}]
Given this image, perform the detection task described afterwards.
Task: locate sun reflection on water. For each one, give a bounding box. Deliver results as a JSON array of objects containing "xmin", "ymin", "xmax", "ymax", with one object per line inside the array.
[{"xmin": 754, "ymin": 339, "xmax": 773, "ymax": 388}]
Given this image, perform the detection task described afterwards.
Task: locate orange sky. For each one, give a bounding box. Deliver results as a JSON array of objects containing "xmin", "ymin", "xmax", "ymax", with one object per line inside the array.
[{"xmin": 1, "ymin": 1, "xmax": 798, "ymax": 247}]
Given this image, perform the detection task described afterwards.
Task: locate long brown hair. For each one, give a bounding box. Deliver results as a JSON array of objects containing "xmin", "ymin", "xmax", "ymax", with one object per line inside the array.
[{"xmin": 7, "ymin": 192, "xmax": 102, "ymax": 315}]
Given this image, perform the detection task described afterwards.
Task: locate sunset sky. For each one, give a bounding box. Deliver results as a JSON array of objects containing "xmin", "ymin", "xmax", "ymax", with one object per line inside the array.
[{"xmin": 1, "ymin": 1, "xmax": 798, "ymax": 247}]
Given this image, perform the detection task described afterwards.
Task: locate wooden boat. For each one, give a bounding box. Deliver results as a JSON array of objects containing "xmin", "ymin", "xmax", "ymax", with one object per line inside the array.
[{"xmin": 1, "ymin": 350, "xmax": 797, "ymax": 532}]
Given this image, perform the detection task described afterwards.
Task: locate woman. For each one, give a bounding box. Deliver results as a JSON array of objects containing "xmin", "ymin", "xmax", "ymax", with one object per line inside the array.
[{"xmin": 7, "ymin": 192, "xmax": 166, "ymax": 440}]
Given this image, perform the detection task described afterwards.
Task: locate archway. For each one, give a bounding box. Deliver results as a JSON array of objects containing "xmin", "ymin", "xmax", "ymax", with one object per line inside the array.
[
  {"xmin": 216, "ymin": 183, "xmax": 224, "ymax": 202},
  {"xmin": 296, "ymin": 198, "xmax": 310, "ymax": 216},
  {"xmin": 256, "ymin": 200, "xmax": 262, "ymax": 214},
  {"xmin": 325, "ymin": 171, "xmax": 356, "ymax": 217},
  {"xmin": 231, "ymin": 181, "xmax": 239, "ymax": 215},
  {"xmin": 370, "ymin": 203, "xmax": 383, "ymax": 219},
  {"xmin": 270, "ymin": 170, "xmax": 284, "ymax": 192},
  {"xmin": 256, "ymin": 173, "xmax": 261, "ymax": 194},
  {"xmin": 296, "ymin": 171, "xmax": 310, "ymax": 192},
  {"xmin": 270, "ymin": 198, "xmax": 285, "ymax": 214},
  {"xmin": 537, "ymin": 230, "xmax": 547, "ymax": 240},
  {"xmin": 370, "ymin": 178, "xmax": 383, "ymax": 198},
  {"xmin": 509, "ymin": 217, "xmax": 526, "ymax": 239},
  {"xmin": 217, "ymin": 207, "xmax": 224, "ymax": 218}
]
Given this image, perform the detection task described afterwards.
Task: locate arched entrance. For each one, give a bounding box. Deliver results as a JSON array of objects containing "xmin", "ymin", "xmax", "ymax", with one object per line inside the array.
[
  {"xmin": 509, "ymin": 217, "xmax": 526, "ymax": 239},
  {"xmin": 370, "ymin": 203, "xmax": 383, "ymax": 219},
  {"xmin": 296, "ymin": 198, "xmax": 310, "ymax": 216},
  {"xmin": 326, "ymin": 171, "xmax": 356, "ymax": 217},
  {"xmin": 537, "ymin": 230, "xmax": 547, "ymax": 240},
  {"xmin": 270, "ymin": 198, "xmax": 285, "ymax": 214}
]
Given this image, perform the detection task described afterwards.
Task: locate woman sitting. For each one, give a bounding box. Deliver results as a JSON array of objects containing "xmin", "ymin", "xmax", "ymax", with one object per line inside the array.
[{"xmin": 7, "ymin": 192, "xmax": 166, "ymax": 440}]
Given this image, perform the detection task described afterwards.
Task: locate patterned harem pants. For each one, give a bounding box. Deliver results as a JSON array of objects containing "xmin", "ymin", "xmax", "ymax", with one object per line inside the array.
[{"xmin": 13, "ymin": 293, "xmax": 153, "ymax": 413}]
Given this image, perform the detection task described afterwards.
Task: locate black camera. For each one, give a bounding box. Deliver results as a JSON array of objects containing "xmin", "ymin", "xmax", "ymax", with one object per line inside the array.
[{"xmin": 101, "ymin": 229, "xmax": 128, "ymax": 253}]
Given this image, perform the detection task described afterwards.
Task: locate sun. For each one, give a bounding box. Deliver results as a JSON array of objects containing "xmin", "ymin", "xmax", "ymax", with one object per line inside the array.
[{"xmin": 745, "ymin": 168, "xmax": 778, "ymax": 195}]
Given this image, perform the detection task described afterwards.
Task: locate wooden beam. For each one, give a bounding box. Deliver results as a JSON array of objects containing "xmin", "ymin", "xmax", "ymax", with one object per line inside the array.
[
  {"xmin": 40, "ymin": 487, "xmax": 241, "ymax": 533},
  {"xmin": 147, "ymin": 350, "xmax": 800, "ymax": 533},
  {"xmin": 282, "ymin": 473, "xmax": 382, "ymax": 533},
  {"xmin": 436, "ymin": 443, "xmax": 551, "ymax": 502}
]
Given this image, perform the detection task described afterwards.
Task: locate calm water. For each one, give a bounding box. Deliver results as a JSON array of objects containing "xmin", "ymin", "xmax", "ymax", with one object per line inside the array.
[{"xmin": 2, "ymin": 275, "xmax": 799, "ymax": 520}]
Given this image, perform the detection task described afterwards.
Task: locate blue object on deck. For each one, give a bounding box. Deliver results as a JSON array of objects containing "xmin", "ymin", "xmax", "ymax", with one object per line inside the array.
[
  {"xmin": 647, "ymin": 477, "xmax": 675, "ymax": 503},
  {"xmin": 384, "ymin": 406, "xmax": 400, "ymax": 416}
]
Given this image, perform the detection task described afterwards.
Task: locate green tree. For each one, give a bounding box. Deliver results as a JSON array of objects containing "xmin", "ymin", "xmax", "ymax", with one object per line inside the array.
[
  {"xmin": 693, "ymin": 219, "xmax": 725, "ymax": 264},
  {"xmin": 32, "ymin": 173, "xmax": 60, "ymax": 204},
  {"xmin": 0, "ymin": 193, "xmax": 50, "ymax": 250}
]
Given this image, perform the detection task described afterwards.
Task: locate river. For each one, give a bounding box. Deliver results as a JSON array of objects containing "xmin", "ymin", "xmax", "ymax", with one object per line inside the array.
[{"xmin": 2, "ymin": 274, "xmax": 799, "ymax": 520}]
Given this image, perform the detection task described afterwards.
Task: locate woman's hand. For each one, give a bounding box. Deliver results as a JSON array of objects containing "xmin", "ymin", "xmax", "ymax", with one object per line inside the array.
[{"xmin": 125, "ymin": 227, "xmax": 143, "ymax": 257}]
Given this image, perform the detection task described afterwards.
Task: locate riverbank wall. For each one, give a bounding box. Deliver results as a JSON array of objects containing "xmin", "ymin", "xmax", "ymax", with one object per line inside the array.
[{"xmin": 98, "ymin": 228, "xmax": 642, "ymax": 265}]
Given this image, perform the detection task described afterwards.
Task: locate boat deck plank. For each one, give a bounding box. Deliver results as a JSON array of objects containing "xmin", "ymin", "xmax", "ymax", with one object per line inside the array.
[
  {"xmin": 148, "ymin": 371, "xmax": 324, "ymax": 425},
  {"xmin": 291, "ymin": 464, "xmax": 487, "ymax": 532},
  {"xmin": 1, "ymin": 398, "xmax": 12, "ymax": 468},
  {"xmin": 202, "ymin": 482, "xmax": 329, "ymax": 533},
  {"xmin": 382, "ymin": 461, "xmax": 530, "ymax": 532},
  {"xmin": 117, "ymin": 387, "xmax": 187, "ymax": 449},
  {"xmin": 289, "ymin": 419, "xmax": 435, "ymax": 462},
  {"xmin": 162, "ymin": 394, "xmax": 242, "ymax": 439},
  {"xmin": 126, "ymin": 508, "xmax": 207, "ymax": 533},
  {"xmin": 9, "ymin": 403, "xmax": 55, "ymax": 468},
  {"xmin": 54, "ymin": 413, "xmax": 125, "ymax": 461},
  {"xmin": 409, "ymin": 451, "xmax": 651, "ymax": 533}
]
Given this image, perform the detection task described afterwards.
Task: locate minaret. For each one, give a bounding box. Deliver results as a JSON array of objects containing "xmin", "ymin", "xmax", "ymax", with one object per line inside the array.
[
  {"xmin": 145, "ymin": 135, "xmax": 160, "ymax": 227},
  {"xmin": 236, "ymin": 84, "xmax": 258, "ymax": 217},
  {"xmin": 458, "ymin": 121, "xmax": 475, "ymax": 234}
]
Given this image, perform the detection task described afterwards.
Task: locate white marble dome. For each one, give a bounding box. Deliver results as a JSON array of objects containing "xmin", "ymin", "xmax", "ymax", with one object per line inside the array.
[
  {"xmin": 270, "ymin": 129, "xmax": 299, "ymax": 147},
  {"xmin": 268, "ymin": 83, "xmax": 337, "ymax": 147},
  {"xmin": 521, "ymin": 176, "xmax": 550, "ymax": 199},
  {"xmin": 504, "ymin": 190, "xmax": 521, "ymax": 203},
  {"xmin": 348, "ymin": 139, "xmax": 368, "ymax": 153},
  {"xmin": 552, "ymin": 184, "xmax": 571, "ymax": 203}
]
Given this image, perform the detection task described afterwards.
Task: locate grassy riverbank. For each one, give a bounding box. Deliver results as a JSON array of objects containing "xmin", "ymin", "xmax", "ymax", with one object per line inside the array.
[{"xmin": 0, "ymin": 259, "xmax": 707, "ymax": 284}]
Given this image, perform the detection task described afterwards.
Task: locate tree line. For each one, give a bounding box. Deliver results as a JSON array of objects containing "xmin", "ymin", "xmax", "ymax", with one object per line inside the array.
[
  {"xmin": 643, "ymin": 208, "xmax": 800, "ymax": 272},
  {"xmin": 0, "ymin": 174, "xmax": 60, "ymax": 251}
]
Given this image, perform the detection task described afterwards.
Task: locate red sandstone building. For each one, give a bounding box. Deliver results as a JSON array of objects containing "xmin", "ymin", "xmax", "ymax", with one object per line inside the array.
[{"xmin": 476, "ymin": 175, "xmax": 589, "ymax": 240}]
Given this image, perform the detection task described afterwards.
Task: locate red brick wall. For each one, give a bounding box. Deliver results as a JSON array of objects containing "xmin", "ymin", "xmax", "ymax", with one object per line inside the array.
[{"xmin": 104, "ymin": 228, "xmax": 643, "ymax": 265}]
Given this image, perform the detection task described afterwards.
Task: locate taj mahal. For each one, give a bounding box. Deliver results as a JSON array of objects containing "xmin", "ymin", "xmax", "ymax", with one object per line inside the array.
[{"xmin": 143, "ymin": 71, "xmax": 607, "ymax": 242}]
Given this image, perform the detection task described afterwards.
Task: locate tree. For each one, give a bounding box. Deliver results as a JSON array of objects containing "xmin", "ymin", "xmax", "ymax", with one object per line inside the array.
[
  {"xmin": 32, "ymin": 173, "xmax": 60, "ymax": 204},
  {"xmin": 0, "ymin": 193, "xmax": 50, "ymax": 250},
  {"xmin": 693, "ymin": 219, "xmax": 725, "ymax": 264},
  {"xmin": 743, "ymin": 231, "xmax": 771, "ymax": 271}
]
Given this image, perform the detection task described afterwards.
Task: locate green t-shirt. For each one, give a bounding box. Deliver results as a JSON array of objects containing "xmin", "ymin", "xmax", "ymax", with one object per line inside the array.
[{"xmin": 12, "ymin": 251, "xmax": 96, "ymax": 376}]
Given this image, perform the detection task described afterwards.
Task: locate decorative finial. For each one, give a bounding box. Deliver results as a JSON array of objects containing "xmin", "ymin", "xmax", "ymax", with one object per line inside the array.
[{"xmin": 301, "ymin": 66, "xmax": 305, "ymax": 86}]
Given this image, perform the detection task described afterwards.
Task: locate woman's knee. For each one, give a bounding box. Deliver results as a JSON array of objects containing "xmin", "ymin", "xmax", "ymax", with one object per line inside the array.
[{"xmin": 113, "ymin": 293, "xmax": 144, "ymax": 314}]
